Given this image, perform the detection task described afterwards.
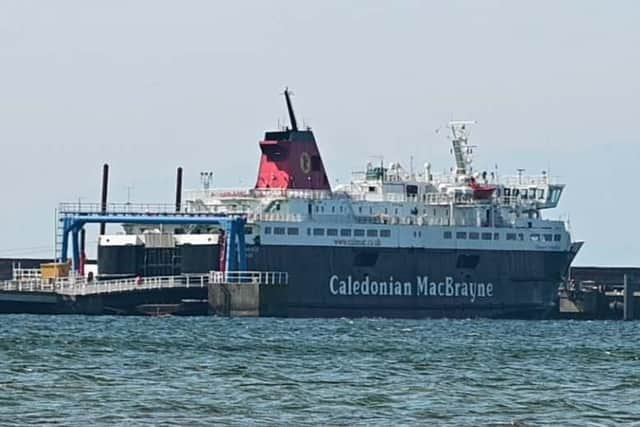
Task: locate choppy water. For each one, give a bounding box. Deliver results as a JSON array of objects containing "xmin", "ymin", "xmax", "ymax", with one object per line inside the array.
[{"xmin": 0, "ymin": 316, "xmax": 638, "ymax": 426}]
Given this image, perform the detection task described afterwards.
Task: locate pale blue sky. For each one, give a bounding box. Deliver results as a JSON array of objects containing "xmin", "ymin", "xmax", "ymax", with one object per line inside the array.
[{"xmin": 0, "ymin": 1, "xmax": 638, "ymax": 265}]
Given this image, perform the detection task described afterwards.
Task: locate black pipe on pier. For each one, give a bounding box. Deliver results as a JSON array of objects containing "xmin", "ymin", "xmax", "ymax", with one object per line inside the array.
[
  {"xmin": 175, "ymin": 167, "xmax": 183, "ymax": 212},
  {"xmin": 100, "ymin": 164, "xmax": 109, "ymax": 235}
]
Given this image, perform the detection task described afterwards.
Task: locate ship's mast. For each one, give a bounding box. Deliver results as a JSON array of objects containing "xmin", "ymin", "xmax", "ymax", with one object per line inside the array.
[{"xmin": 449, "ymin": 120, "xmax": 476, "ymax": 177}]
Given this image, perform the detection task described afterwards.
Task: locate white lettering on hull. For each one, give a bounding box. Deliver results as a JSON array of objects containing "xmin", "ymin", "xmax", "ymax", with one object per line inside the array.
[{"xmin": 330, "ymin": 275, "xmax": 494, "ymax": 302}]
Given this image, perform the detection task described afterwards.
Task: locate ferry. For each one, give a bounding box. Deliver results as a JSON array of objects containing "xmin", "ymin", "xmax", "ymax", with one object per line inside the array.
[{"xmin": 98, "ymin": 89, "xmax": 582, "ymax": 318}]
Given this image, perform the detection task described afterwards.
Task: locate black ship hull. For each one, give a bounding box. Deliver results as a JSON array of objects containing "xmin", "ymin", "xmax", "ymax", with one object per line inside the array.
[{"xmin": 99, "ymin": 243, "xmax": 574, "ymax": 318}]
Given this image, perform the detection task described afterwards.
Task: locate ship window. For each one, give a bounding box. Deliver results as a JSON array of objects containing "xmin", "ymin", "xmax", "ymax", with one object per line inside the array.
[
  {"xmin": 359, "ymin": 207, "xmax": 362, "ymax": 213},
  {"xmin": 481, "ymin": 232, "xmax": 492, "ymax": 240},
  {"xmin": 367, "ymin": 229, "xmax": 378, "ymax": 237},
  {"xmin": 456, "ymin": 232, "xmax": 467, "ymax": 239},
  {"xmin": 313, "ymin": 228, "xmax": 325, "ymax": 236},
  {"xmin": 340, "ymin": 229, "xmax": 352, "ymax": 237},
  {"xmin": 469, "ymin": 232, "xmax": 480, "ymax": 240},
  {"xmin": 384, "ymin": 208, "xmax": 388, "ymax": 214},
  {"xmin": 354, "ymin": 229, "xmax": 365, "ymax": 237},
  {"xmin": 380, "ymin": 230, "xmax": 391, "ymax": 238},
  {"xmin": 395, "ymin": 208, "xmax": 399, "ymax": 215},
  {"xmin": 307, "ymin": 228, "xmax": 311, "ymax": 236},
  {"xmin": 544, "ymin": 234, "xmax": 553, "ymax": 242},
  {"xmin": 369, "ymin": 207, "xmax": 373, "ymax": 214},
  {"xmin": 406, "ymin": 185, "xmax": 418, "ymax": 196},
  {"xmin": 245, "ymin": 227, "xmax": 253, "ymax": 235},
  {"xmin": 444, "ymin": 231, "xmax": 452, "ymax": 239},
  {"xmin": 368, "ymin": 186, "xmax": 376, "ymax": 192},
  {"xmin": 340, "ymin": 206, "xmax": 344, "ymax": 212},
  {"xmin": 331, "ymin": 206, "xmax": 335, "ymax": 213},
  {"xmin": 539, "ymin": 189, "xmax": 545, "ymax": 200},
  {"xmin": 554, "ymin": 234, "xmax": 561, "ymax": 241},
  {"xmin": 274, "ymin": 227, "xmax": 285, "ymax": 235},
  {"xmin": 530, "ymin": 234, "xmax": 540, "ymax": 241},
  {"xmin": 327, "ymin": 228, "xmax": 338, "ymax": 236},
  {"xmin": 494, "ymin": 233, "xmax": 500, "ymax": 240},
  {"xmin": 287, "ymin": 227, "xmax": 299, "ymax": 235},
  {"xmin": 264, "ymin": 227, "xmax": 272, "ymax": 235},
  {"xmin": 518, "ymin": 233, "xmax": 524, "ymax": 241},
  {"xmin": 315, "ymin": 206, "xmax": 319, "ymax": 213},
  {"xmin": 506, "ymin": 233, "xmax": 516, "ymax": 240}
]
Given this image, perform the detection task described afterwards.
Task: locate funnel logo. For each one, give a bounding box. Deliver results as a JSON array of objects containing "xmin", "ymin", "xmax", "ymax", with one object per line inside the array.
[{"xmin": 300, "ymin": 152, "xmax": 312, "ymax": 174}]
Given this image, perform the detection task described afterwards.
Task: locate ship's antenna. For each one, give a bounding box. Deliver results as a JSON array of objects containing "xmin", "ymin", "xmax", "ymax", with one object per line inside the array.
[{"xmin": 283, "ymin": 87, "xmax": 298, "ymax": 131}]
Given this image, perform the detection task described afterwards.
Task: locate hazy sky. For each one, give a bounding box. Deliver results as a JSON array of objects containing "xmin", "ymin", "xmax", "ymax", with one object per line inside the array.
[{"xmin": 1, "ymin": 1, "xmax": 638, "ymax": 266}]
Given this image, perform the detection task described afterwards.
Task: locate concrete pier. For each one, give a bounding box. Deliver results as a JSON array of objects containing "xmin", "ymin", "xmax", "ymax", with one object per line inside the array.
[
  {"xmin": 207, "ymin": 271, "xmax": 288, "ymax": 317},
  {"xmin": 560, "ymin": 268, "xmax": 639, "ymax": 320}
]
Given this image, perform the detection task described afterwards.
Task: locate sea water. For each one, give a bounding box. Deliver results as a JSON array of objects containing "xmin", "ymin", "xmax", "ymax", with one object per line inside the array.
[{"xmin": 0, "ymin": 316, "xmax": 638, "ymax": 426}]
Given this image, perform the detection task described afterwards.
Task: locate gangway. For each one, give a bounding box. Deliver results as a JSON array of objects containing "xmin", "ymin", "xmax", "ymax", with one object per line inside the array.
[{"xmin": 57, "ymin": 203, "xmax": 248, "ymax": 273}]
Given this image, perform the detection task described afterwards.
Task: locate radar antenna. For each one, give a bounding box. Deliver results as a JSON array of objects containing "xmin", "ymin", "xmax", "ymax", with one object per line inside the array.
[{"xmin": 283, "ymin": 87, "xmax": 298, "ymax": 131}]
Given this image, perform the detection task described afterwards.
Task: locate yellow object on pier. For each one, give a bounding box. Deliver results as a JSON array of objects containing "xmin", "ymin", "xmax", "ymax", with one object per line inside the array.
[{"xmin": 40, "ymin": 262, "xmax": 71, "ymax": 280}]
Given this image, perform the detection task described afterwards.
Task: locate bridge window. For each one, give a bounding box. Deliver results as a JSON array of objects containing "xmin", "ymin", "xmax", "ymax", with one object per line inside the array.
[
  {"xmin": 444, "ymin": 231, "xmax": 452, "ymax": 239},
  {"xmin": 456, "ymin": 232, "xmax": 467, "ymax": 239},
  {"xmin": 380, "ymin": 230, "xmax": 391, "ymax": 238},
  {"xmin": 554, "ymin": 234, "xmax": 561, "ymax": 241},
  {"xmin": 274, "ymin": 227, "xmax": 285, "ymax": 235},
  {"xmin": 327, "ymin": 228, "xmax": 338, "ymax": 236},
  {"xmin": 469, "ymin": 232, "xmax": 479, "ymax": 240},
  {"xmin": 354, "ymin": 229, "xmax": 365, "ymax": 237},
  {"xmin": 340, "ymin": 229, "xmax": 352, "ymax": 237},
  {"xmin": 481, "ymin": 232, "xmax": 492, "ymax": 240},
  {"xmin": 367, "ymin": 229, "xmax": 378, "ymax": 237},
  {"xmin": 543, "ymin": 234, "xmax": 553, "ymax": 242},
  {"xmin": 494, "ymin": 233, "xmax": 500, "ymax": 240},
  {"xmin": 264, "ymin": 227, "xmax": 272, "ymax": 235},
  {"xmin": 518, "ymin": 233, "xmax": 524, "ymax": 241},
  {"xmin": 287, "ymin": 227, "xmax": 299, "ymax": 235},
  {"xmin": 313, "ymin": 228, "xmax": 325, "ymax": 236},
  {"xmin": 506, "ymin": 233, "xmax": 516, "ymax": 240}
]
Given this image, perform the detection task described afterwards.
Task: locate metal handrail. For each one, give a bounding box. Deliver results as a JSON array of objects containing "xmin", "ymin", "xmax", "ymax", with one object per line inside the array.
[
  {"xmin": 210, "ymin": 271, "xmax": 289, "ymax": 285},
  {"xmin": 0, "ymin": 274, "xmax": 210, "ymax": 296}
]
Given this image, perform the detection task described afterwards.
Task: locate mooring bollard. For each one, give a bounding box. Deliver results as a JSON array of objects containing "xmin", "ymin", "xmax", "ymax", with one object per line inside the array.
[{"xmin": 623, "ymin": 274, "xmax": 635, "ymax": 321}]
